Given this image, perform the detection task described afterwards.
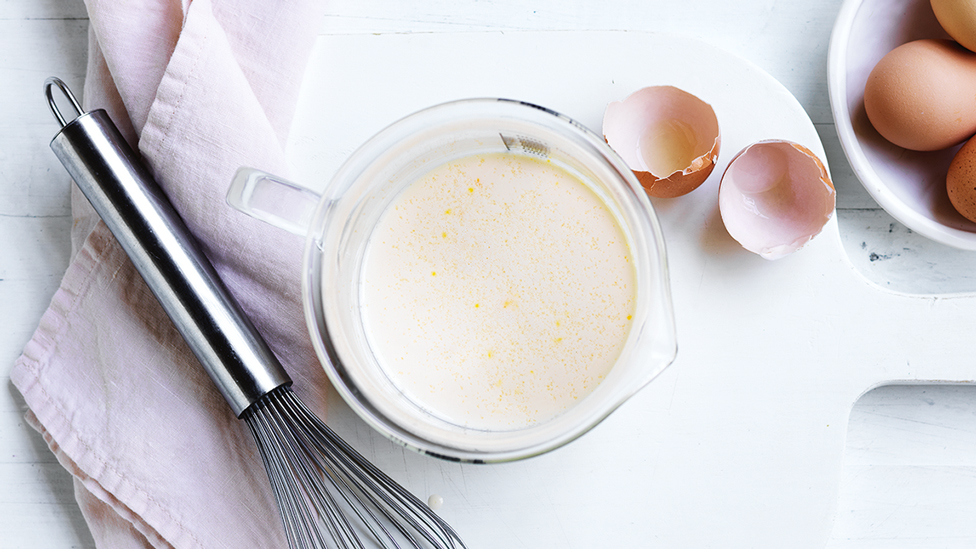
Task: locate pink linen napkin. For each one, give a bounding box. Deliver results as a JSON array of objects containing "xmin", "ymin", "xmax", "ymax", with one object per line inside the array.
[{"xmin": 12, "ymin": 0, "xmax": 329, "ymax": 546}]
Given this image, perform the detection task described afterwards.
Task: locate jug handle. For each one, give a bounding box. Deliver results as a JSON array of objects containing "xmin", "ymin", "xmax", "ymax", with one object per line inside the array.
[{"xmin": 226, "ymin": 168, "xmax": 320, "ymax": 236}]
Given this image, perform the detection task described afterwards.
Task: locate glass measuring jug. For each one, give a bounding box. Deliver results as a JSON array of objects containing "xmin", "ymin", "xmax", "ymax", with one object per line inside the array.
[{"xmin": 227, "ymin": 98, "xmax": 677, "ymax": 462}]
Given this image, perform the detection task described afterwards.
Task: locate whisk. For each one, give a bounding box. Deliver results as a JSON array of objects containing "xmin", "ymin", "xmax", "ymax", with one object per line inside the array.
[{"xmin": 43, "ymin": 77, "xmax": 466, "ymax": 549}]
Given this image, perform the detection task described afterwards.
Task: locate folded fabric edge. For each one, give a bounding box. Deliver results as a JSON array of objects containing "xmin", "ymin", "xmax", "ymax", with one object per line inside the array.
[
  {"xmin": 24, "ymin": 410, "xmax": 170, "ymax": 549},
  {"xmin": 10, "ymin": 224, "xmax": 201, "ymax": 548},
  {"xmin": 139, "ymin": 0, "xmax": 286, "ymax": 171},
  {"xmin": 74, "ymin": 476, "xmax": 156, "ymax": 549}
]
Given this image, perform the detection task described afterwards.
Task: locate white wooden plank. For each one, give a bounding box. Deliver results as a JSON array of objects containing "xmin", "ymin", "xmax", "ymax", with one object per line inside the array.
[
  {"xmin": 318, "ymin": 0, "xmax": 845, "ymax": 123},
  {"xmin": 0, "ymin": 0, "xmax": 88, "ymax": 20},
  {"xmin": 0, "ymin": 18, "xmax": 86, "ymax": 218},
  {"xmin": 0, "ymin": 215, "xmax": 73, "ymax": 372},
  {"xmin": 0, "ymin": 8, "xmax": 92, "ymax": 548},
  {"xmin": 0, "ymin": 216, "xmax": 73, "ymax": 279},
  {"xmin": 829, "ymin": 385, "xmax": 976, "ymax": 548},
  {"xmin": 837, "ymin": 210, "xmax": 976, "ymax": 294},
  {"xmin": 0, "ymin": 462, "xmax": 95, "ymax": 548}
]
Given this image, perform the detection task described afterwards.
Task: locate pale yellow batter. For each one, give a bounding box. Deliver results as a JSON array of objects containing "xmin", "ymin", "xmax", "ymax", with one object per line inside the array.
[{"xmin": 361, "ymin": 152, "xmax": 635, "ymax": 430}]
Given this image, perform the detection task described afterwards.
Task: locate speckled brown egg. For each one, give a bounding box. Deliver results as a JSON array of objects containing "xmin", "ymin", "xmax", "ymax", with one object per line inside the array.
[
  {"xmin": 864, "ymin": 39, "xmax": 976, "ymax": 151},
  {"xmin": 947, "ymin": 136, "xmax": 976, "ymax": 222}
]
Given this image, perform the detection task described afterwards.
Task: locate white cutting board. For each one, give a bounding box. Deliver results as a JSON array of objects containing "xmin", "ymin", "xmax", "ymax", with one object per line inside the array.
[{"xmin": 286, "ymin": 31, "xmax": 976, "ymax": 548}]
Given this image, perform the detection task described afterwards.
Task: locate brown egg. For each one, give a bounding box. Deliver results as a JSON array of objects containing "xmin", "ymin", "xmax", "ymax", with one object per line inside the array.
[
  {"xmin": 864, "ymin": 39, "xmax": 976, "ymax": 151},
  {"xmin": 931, "ymin": 0, "xmax": 976, "ymax": 52},
  {"xmin": 947, "ymin": 136, "xmax": 976, "ymax": 222}
]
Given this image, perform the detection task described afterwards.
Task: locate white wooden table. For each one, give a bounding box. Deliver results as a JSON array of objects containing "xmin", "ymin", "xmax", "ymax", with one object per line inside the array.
[{"xmin": 3, "ymin": 1, "xmax": 975, "ymax": 547}]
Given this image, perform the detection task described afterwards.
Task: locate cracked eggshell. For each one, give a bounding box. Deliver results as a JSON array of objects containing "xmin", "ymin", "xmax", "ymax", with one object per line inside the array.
[
  {"xmin": 603, "ymin": 86, "xmax": 721, "ymax": 198},
  {"xmin": 719, "ymin": 140, "xmax": 835, "ymax": 260}
]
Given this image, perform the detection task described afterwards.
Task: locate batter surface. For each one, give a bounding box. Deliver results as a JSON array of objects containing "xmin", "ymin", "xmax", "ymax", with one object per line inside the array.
[{"xmin": 361, "ymin": 152, "xmax": 636, "ymax": 430}]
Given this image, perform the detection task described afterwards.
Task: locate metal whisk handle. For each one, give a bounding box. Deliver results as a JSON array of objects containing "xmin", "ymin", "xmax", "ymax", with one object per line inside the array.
[{"xmin": 44, "ymin": 77, "xmax": 291, "ymax": 416}]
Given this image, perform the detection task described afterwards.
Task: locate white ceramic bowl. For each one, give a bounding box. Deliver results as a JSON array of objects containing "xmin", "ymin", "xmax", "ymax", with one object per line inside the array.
[{"xmin": 828, "ymin": 0, "xmax": 976, "ymax": 249}]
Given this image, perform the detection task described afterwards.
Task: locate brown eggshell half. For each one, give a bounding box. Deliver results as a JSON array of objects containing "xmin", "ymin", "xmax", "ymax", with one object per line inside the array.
[
  {"xmin": 947, "ymin": 136, "xmax": 976, "ymax": 223},
  {"xmin": 603, "ymin": 86, "xmax": 721, "ymax": 198},
  {"xmin": 718, "ymin": 140, "xmax": 835, "ymax": 260}
]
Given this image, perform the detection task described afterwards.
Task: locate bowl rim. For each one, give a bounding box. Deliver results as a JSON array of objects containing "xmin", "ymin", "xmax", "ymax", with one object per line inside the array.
[{"xmin": 827, "ymin": 0, "xmax": 976, "ymax": 250}]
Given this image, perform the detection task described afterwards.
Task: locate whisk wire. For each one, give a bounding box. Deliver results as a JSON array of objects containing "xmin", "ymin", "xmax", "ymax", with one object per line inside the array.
[
  {"xmin": 287, "ymin": 398, "xmax": 443, "ymax": 548},
  {"xmin": 275, "ymin": 402, "xmax": 371, "ymax": 548},
  {"xmin": 243, "ymin": 386, "xmax": 465, "ymax": 549},
  {"xmin": 312, "ymin": 417, "xmax": 456, "ymax": 547},
  {"xmin": 281, "ymin": 392, "xmax": 417, "ymax": 549},
  {"xmin": 249, "ymin": 402, "xmax": 327, "ymax": 549},
  {"xmin": 255, "ymin": 393, "xmax": 364, "ymax": 549}
]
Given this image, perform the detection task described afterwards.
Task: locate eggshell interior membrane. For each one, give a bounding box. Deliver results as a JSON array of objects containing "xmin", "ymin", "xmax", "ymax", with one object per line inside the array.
[
  {"xmin": 603, "ymin": 86, "xmax": 720, "ymax": 198},
  {"xmin": 719, "ymin": 140, "xmax": 835, "ymax": 260}
]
